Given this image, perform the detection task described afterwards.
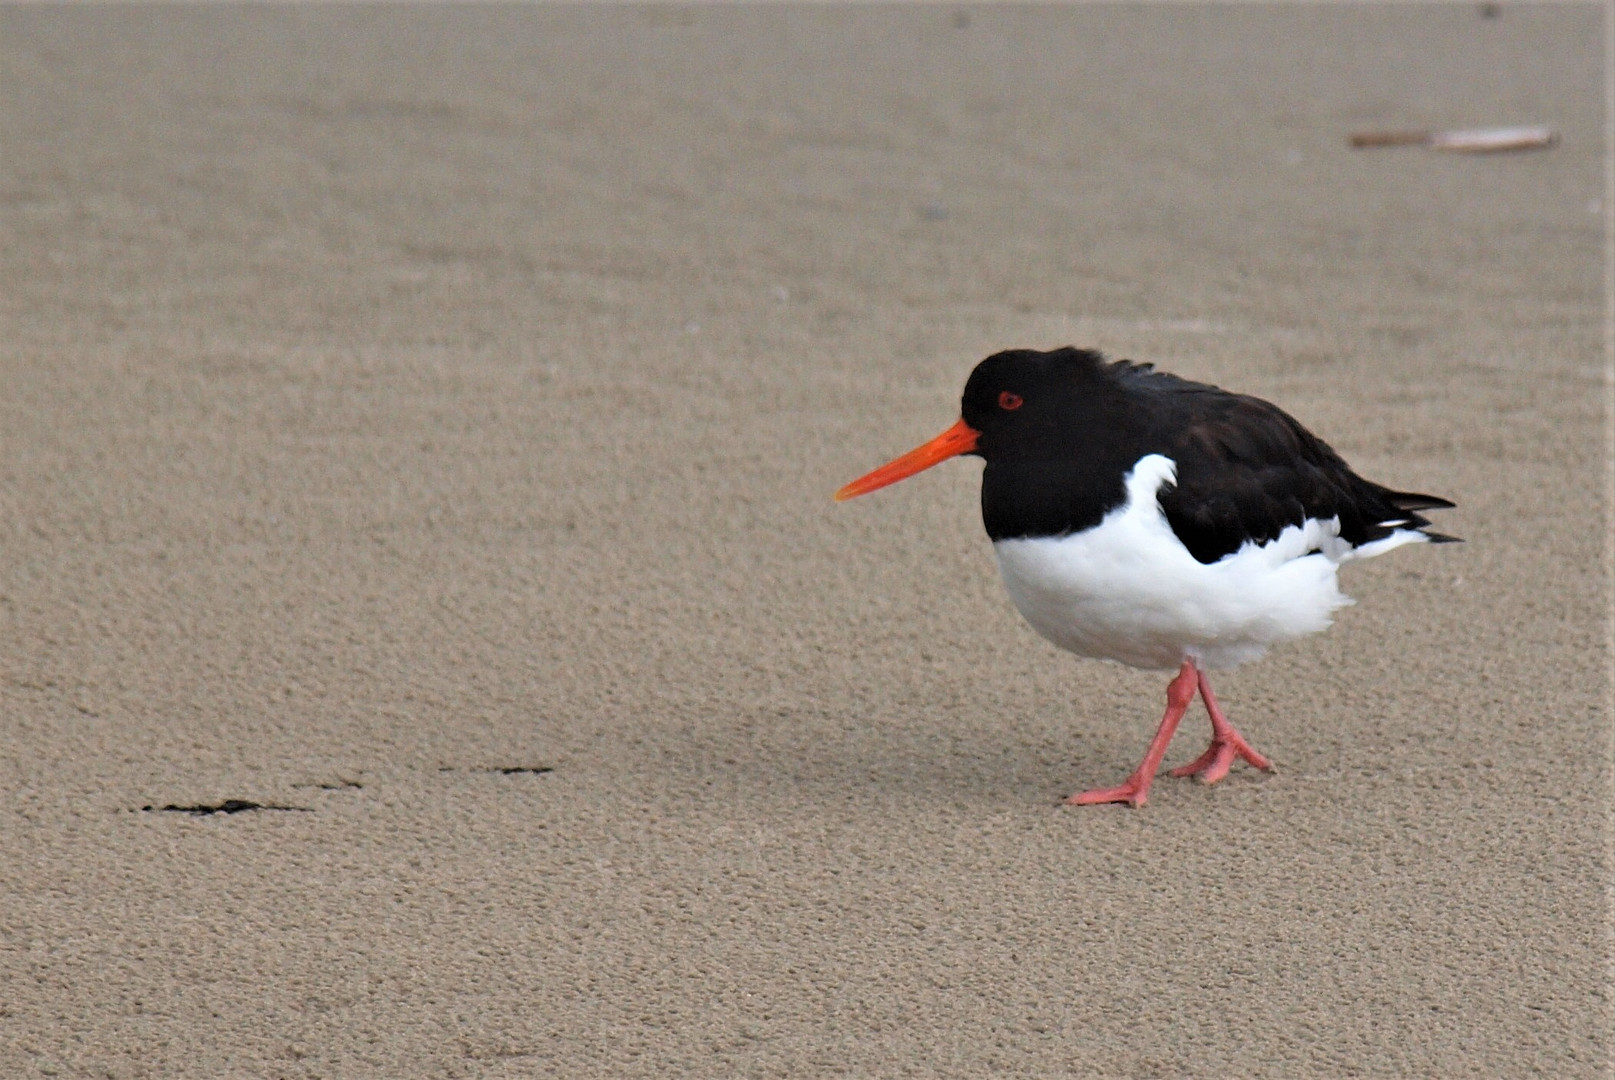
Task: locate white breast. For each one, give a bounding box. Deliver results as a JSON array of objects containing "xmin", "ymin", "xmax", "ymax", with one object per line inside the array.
[{"xmin": 991, "ymin": 454, "xmax": 1421, "ymax": 671}]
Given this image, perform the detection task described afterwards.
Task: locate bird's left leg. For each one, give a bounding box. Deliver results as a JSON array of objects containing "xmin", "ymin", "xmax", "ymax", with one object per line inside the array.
[
  {"xmin": 1066, "ymin": 659, "xmax": 1199, "ymax": 807},
  {"xmin": 1168, "ymin": 665, "xmax": 1274, "ymax": 784}
]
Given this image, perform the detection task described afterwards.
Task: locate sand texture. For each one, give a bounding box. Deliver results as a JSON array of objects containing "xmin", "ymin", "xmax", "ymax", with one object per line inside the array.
[{"xmin": 1, "ymin": 5, "xmax": 1608, "ymax": 1077}]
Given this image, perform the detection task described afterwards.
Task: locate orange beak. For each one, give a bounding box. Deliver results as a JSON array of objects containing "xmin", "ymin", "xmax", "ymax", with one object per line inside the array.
[{"xmin": 834, "ymin": 418, "xmax": 981, "ymax": 501}]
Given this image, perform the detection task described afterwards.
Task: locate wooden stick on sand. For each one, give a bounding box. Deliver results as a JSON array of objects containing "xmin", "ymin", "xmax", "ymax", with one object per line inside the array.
[{"xmin": 1349, "ymin": 126, "xmax": 1558, "ymax": 153}]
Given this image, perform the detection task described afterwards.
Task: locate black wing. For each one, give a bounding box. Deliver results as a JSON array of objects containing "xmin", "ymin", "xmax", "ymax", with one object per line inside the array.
[{"xmin": 1113, "ymin": 367, "xmax": 1458, "ymax": 564}]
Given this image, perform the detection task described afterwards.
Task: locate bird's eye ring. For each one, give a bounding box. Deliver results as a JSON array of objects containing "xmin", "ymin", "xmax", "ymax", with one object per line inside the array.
[{"xmin": 998, "ymin": 391, "xmax": 1024, "ymax": 410}]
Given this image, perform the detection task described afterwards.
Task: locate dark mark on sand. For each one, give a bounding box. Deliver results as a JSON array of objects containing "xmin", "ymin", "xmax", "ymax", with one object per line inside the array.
[
  {"xmin": 142, "ymin": 800, "xmax": 310, "ymax": 816},
  {"xmin": 438, "ymin": 766, "xmax": 556, "ymax": 776},
  {"xmin": 292, "ymin": 778, "xmax": 364, "ymax": 791}
]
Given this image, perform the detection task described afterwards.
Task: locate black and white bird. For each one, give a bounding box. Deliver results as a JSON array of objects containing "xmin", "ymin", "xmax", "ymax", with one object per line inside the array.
[{"xmin": 836, "ymin": 347, "xmax": 1457, "ymax": 807}]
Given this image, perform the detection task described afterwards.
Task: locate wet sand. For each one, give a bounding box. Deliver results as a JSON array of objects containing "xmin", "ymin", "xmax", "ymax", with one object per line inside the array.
[{"xmin": 0, "ymin": 5, "xmax": 1608, "ymax": 1076}]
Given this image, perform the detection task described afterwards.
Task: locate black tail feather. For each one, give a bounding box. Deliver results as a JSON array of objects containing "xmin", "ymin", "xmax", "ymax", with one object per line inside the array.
[
  {"xmin": 1388, "ymin": 491, "xmax": 1457, "ymax": 512},
  {"xmin": 1369, "ymin": 488, "xmax": 1460, "ymax": 544}
]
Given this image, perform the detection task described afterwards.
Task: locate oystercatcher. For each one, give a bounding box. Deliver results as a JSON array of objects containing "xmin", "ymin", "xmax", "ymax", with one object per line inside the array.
[{"xmin": 836, "ymin": 347, "xmax": 1457, "ymax": 807}]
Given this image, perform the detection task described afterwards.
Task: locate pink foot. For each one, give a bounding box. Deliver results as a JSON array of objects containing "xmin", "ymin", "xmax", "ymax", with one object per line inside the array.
[
  {"xmin": 1066, "ymin": 776, "xmax": 1152, "ymax": 807},
  {"xmin": 1168, "ymin": 669, "xmax": 1274, "ymax": 784},
  {"xmin": 1065, "ymin": 660, "xmax": 1199, "ymax": 808},
  {"xmin": 1167, "ymin": 736, "xmax": 1269, "ymax": 784}
]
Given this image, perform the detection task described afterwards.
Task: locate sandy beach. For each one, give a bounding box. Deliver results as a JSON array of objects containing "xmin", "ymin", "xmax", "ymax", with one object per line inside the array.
[{"xmin": 1, "ymin": 4, "xmax": 1608, "ymax": 1076}]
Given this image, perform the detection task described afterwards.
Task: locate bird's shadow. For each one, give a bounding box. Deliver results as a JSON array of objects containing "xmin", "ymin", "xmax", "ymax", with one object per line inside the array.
[{"xmin": 630, "ymin": 703, "xmax": 1180, "ymax": 811}]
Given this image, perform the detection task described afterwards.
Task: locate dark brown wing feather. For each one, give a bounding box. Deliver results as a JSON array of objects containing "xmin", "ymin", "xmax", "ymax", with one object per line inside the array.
[{"xmin": 1112, "ymin": 365, "xmax": 1458, "ymax": 563}]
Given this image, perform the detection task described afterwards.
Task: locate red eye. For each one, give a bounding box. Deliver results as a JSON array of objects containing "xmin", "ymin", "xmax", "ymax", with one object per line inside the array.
[{"xmin": 998, "ymin": 391, "xmax": 1023, "ymax": 410}]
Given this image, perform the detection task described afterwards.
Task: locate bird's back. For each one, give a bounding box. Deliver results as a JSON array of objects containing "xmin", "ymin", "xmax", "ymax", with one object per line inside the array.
[{"xmin": 1105, "ymin": 358, "xmax": 1457, "ymax": 563}]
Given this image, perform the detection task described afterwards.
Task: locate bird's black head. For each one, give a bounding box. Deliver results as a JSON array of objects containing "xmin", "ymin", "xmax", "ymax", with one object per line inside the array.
[
  {"xmin": 833, "ymin": 346, "xmax": 1126, "ymax": 503},
  {"xmin": 960, "ymin": 347, "xmax": 1119, "ymax": 462}
]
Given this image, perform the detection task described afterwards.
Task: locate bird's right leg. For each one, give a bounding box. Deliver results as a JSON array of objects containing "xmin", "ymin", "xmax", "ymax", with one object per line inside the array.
[
  {"xmin": 1066, "ymin": 659, "xmax": 1198, "ymax": 808},
  {"xmin": 1168, "ymin": 666, "xmax": 1274, "ymax": 784}
]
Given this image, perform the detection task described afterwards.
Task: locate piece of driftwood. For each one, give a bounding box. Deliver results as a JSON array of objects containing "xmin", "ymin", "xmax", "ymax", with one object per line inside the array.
[{"xmin": 1349, "ymin": 126, "xmax": 1557, "ymax": 153}]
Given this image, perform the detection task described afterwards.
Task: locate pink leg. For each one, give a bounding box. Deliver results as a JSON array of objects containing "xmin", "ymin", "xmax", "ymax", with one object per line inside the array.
[
  {"xmin": 1066, "ymin": 660, "xmax": 1198, "ymax": 808},
  {"xmin": 1168, "ymin": 667, "xmax": 1274, "ymax": 783}
]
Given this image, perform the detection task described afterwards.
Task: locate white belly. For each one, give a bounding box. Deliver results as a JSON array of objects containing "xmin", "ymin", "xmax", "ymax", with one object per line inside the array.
[{"xmin": 991, "ymin": 454, "xmax": 1411, "ymax": 671}]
